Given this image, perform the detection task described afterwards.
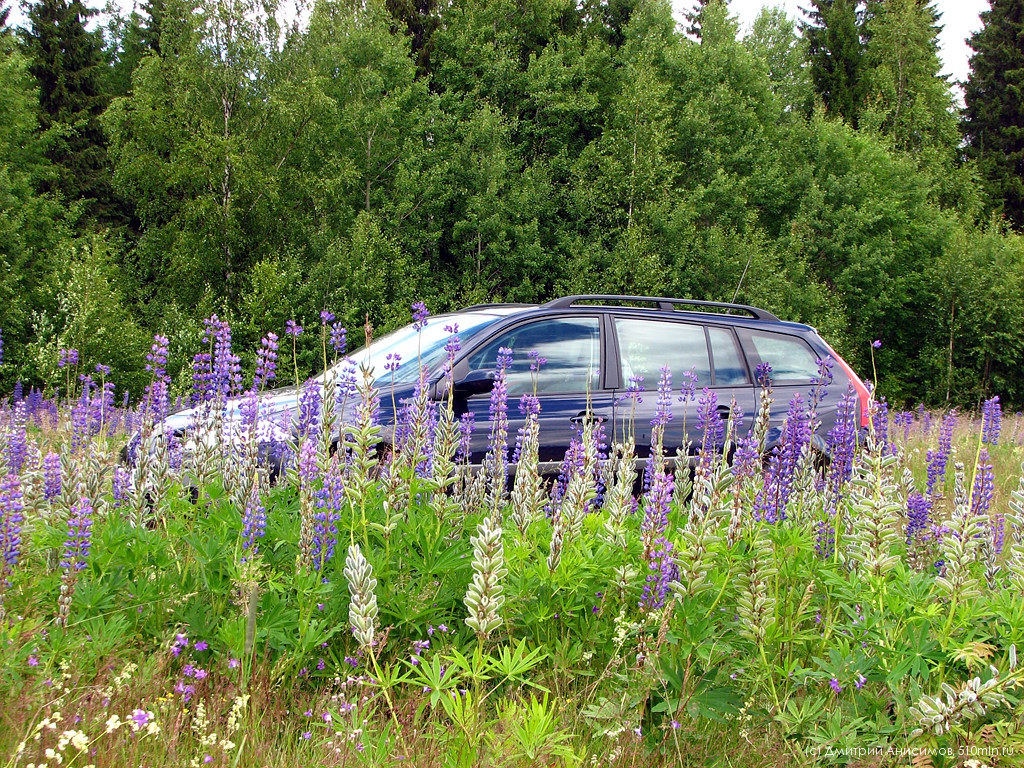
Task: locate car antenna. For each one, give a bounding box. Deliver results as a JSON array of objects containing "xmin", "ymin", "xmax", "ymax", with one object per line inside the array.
[{"xmin": 731, "ymin": 251, "xmax": 754, "ymax": 305}]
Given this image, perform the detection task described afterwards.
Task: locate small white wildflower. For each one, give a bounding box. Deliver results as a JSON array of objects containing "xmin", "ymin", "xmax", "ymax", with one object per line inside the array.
[
  {"xmin": 70, "ymin": 732, "xmax": 88, "ymax": 752},
  {"xmin": 104, "ymin": 715, "xmax": 121, "ymax": 733},
  {"xmin": 227, "ymin": 694, "xmax": 249, "ymax": 733},
  {"xmin": 219, "ymin": 739, "xmax": 236, "ymax": 751}
]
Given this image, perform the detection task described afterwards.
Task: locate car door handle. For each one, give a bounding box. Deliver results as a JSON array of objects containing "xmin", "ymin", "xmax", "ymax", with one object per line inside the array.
[{"xmin": 570, "ymin": 411, "xmax": 608, "ymax": 424}]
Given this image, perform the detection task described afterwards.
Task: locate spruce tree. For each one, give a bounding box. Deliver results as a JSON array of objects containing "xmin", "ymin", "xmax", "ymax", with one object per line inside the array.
[
  {"xmin": 802, "ymin": 0, "xmax": 865, "ymax": 125},
  {"xmin": 963, "ymin": 0, "xmax": 1024, "ymax": 230},
  {"xmin": 23, "ymin": 0, "xmax": 118, "ymax": 224}
]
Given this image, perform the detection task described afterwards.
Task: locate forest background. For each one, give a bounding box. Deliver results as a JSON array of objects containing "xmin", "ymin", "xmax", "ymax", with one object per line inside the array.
[{"xmin": 1, "ymin": 0, "xmax": 1023, "ymax": 407}]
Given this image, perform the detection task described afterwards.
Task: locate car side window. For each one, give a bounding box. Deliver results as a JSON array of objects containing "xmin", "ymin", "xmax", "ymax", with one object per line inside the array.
[
  {"xmin": 466, "ymin": 317, "xmax": 601, "ymax": 395},
  {"xmin": 615, "ymin": 318, "xmax": 711, "ymax": 387},
  {"xmin": 708, "ymin": 327, "xmax": 749, "ymax": 386},
  {"xmin": 743, "ymin": 331, "xmax": 820, "ymax": 382}
]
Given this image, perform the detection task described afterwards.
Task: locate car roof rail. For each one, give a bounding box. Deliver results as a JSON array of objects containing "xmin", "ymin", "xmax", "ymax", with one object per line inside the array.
[
  {"xmin": 462, "ymin": 302, "xmax": 537, "ymax": 311},
  {"xmin": 541, "ymin": 295, "xmax": 779, "ymax": 321}
]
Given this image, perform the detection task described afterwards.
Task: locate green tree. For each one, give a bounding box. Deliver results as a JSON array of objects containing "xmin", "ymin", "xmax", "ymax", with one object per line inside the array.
[
  {"xmin": 0, "ymin": 32, "xmax": 68, "ymax": 391},
  {"xmin": 803, "ymin": 0, "xmax": 866, "ymax": 125},
  {"xmin": 104, "ymin": 0, "xmax": 325, "ymax": 311},
  {"xmin": 860, "ymin": 0, "xmax": 958, "ymax": 157},
  {"xmin": 963, "ymin": 0, "xmax": 1024, "ymax": 230},
  {"xmin": 743, "ymin": 6, "xmax": 812, "ymax": 117},
  {"xmin": 22, "ymin": 0, "xmax": 119, "ymax": 224}
]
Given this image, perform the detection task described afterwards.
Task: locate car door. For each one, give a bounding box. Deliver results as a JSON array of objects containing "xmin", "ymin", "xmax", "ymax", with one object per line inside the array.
[
  {"xmin": 454, "ymin": 315, "xmax": 612, "ymax": 469},
  {"xmin": 735, "ymin": 328, "xmax": 835, "ymax": 449},
  {"xmin": 610, "ymin": 316, "xmax": 756, "ymax": 459}
]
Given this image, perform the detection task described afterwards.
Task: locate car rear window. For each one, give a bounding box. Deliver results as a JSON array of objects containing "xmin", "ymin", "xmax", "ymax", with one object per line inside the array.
[
  {"xmin": 615, "ymin": 318, "xmax": 712, "ymax": 387},
  {"xmin": 742, "ymin": 331, "xmax": 820, "ymax": 383}
]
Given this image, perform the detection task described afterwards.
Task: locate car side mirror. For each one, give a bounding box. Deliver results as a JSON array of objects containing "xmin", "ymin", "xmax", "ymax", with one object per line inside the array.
[{"xmin": 452, "ymin": 369, "xmax": 496, "ymax": 398}]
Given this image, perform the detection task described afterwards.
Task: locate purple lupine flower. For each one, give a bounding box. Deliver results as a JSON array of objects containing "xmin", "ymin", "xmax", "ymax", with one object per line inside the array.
[
  {"xmin": 191, "ymin": 349, "xmax": 214, "ymax": 406},
  {"xmin": 58, "ymin": 348, "xmax": 79, "ymax": 368},
  {"xmin": 892, "ymin": 410, "xmax": 913, "ymax": 444},
  {"xmin": 808, "ymin": 356, "xmax": 834, "ymax": 415},
  {"xmin": 815, "ymin": 518, "xmax": 835, "ymax": 559},
  {"xmin": 527, "ymin": 349, "xmax": 546, "ymax": 372},
  {"xmin": 551, "ymin": 431, "xmax": 586, "ymax": 509},
  {"xmin": 209, "ymin": 316, "xmax": 242, "ymax": 400},
  {"xmin": 825, "ymin": 386, "xmax": 858, "ymax": 505},
  {"xmin": 254, "ymin": 333, "xmax": 279, "ymax": 391},
  {"xmin": 755, "ymin": 362, "xmax": 772, "ymax": 387},
  {"xmin": 829, "ymin": 677, "xmax": 843, "ymax": 694},
  {"xmin": 89, "ymin": 379, "xmax": 115, "ymax": 434},
  {"xmin": 483, "ymin": 348, "xmax": 513, "ymax": 481},
  {"xmin": 625, "ymin": 374, "xmax": 644, "ymax": 405},
  {"xmin": 695, "ymin": 387, "xmax": 724, "ymax": 450},
  {"xmin": 296, "ymin": 379, "xmax": 322, "ymax": 441},
  {"xmin": 970, "ymin": 448, "xmax": 995, "ymax": 518},
  {"xmin": 5, "ymin": 401, "xmax": 28, "ymax": 474},
  {"xmin": 755, "ymin": 393, "xmax": 811, "ymax": 523},
  {"xmin": 1, "ymin": 474, "xmax": 26, "ymax": 577},
  {"xmin": 993, "ymin": 515, "xmax": 1006, "ymax": 556},
  {"xmin": 112, "ymin": 466, "xmax": 130, "ymax": 507},
  {"xmin": 731, "ymin": 432, "xmax": 760, "ymax": 481},
  {"xmin": 11, "ymin": 381, "xmax": 22, "ymax": 402},
  {"xmin": 238, "ymin": 388, "xmax": 259, "ymax": 433},
  {"xmin": 27, "ymin": 388, "xmax": 44, "ymax": 422},
  {"xmin": 70, "ymin": 388, "xmax": 91, "ymax": 454},
  {"xmin": 297, "ymin": 437, "xmax": 318, "ymax": 487},
  {"xmin": 285, "ymin": 320, "xmax": 303, "ymax": 338},
  {"xmin": 62, "ymin": 496, "xmax": 94, "ymax": 571},
  {"xmin": 640, "ymin": 535, "xmax": 678, "ymax": 610},
  {"xmin": 442, "ymin": 325, "xmax": 461, "ymax": 382},
  {"xmin": 167, "ymin": 433, "xmax": 184, "ymax": 471},
  {"xmin": 872, "ymin": 340, "xmax": 882, "ymax": 349},
  {"xmin": 241, "ymin": 483, "xmax": 266, "ymax": 558},
  {"xmin": 144, "ymin": 334, "xmax": 171, "ymax": 421},
  {"xmin": 412, "ymin": 302, "xmax": 430, "ymax": 331},
  {"xmin": 926, "ymin": 410, "xmax": 957, "ymax": 496},
  {"xmin": 312, "ymin": 466, "xmax": 343, "ymax": 572},
  {"xmin": 677, "ymin": 369, "xmax": 698, "ymax": 405},
  {"xmin": 384, "ymin": 353, "xmax": 402, "ymax": 373},
  {"xmin": 42, "ymin": 452, "xmax": 62, "ymax": 502},
  {"xmin": 641, "ymin": 471, "xmax": 674, "ymax": 539},
  {"xmin": 320, "ymin": 310, "xmax": 335, "ymax": 326},
  {"xmin": 95, "ymin": 363, "xmax": 111, "ymax": 377},
  {"xmin": 456, "ymin": 412, "xmax": 475, "ymax": 462},
  {"xmin": 651, "ymin": 366, "xmax": 673, "ymax": 429},
  {"xmin": 145, "ymin": 334, "xmax": 169, "ymax": 377},
  {"xmin": 329, "ymin": 324, "xmax": 346, "ymax": 356},
  {"xmin": 905, "ymin": 492, "xmax": 932, "ymax": 544},
  {"xmin": 981, "ymin": 396, "xmax": 1001, "ymax": 445},
  {"xmin": 871, "ymin": 397, "xmax": 891, "ymax": 455}
]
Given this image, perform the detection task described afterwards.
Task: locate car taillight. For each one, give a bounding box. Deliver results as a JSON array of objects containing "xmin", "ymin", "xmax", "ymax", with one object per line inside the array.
[{"xmin": 824, "ymin": 343, "xmax": 871, "ymax": 428}]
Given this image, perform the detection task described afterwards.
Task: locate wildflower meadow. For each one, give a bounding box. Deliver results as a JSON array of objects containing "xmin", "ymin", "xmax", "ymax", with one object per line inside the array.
[{"xmin": 1, "ymin": 309, "xmax": 1024, "ymax": 767}]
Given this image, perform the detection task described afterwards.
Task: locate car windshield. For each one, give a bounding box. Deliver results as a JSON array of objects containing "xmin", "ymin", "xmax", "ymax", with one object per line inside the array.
[{"xmin": 327, "ymin": 312, "xmax": 507, "ymax": 386}]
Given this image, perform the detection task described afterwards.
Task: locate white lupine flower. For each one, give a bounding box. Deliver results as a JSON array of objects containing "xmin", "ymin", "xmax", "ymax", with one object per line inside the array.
[
  {"xmin": 464, "ymin": 514, "xmax": 508, "ymax": 638},
  {"xmin": 343, "ymin": 545, "xmax": 378, "ymax": 649}
]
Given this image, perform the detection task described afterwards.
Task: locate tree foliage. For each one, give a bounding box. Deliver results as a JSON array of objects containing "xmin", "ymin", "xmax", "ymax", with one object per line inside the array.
[
  {"xmin": 963, "ymin": 0, "xmax": 1024, "ymax": 230},
  {"xmin": 0, "ymin": 0, "xmax": 1022, "ymax": 406}
]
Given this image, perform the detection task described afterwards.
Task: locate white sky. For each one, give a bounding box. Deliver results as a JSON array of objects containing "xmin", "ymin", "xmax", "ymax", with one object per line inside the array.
[{"xmin": 674, "ymin": 0, "xmax": 990, "ymax": 85}]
